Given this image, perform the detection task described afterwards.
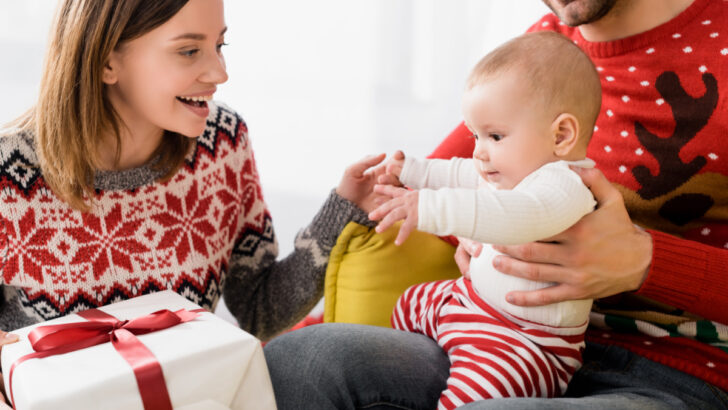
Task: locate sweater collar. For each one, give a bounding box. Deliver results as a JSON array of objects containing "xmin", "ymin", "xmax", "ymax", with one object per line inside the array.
[{"xmin": 571, "ymin": 0, "xmax": 711, "ymax": 58}]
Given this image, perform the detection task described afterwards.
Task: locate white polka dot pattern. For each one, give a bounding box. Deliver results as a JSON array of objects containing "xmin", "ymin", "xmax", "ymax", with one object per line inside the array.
[{"xmin": 527, "ymin": 6, "xmax": 728, "ymax": 392}]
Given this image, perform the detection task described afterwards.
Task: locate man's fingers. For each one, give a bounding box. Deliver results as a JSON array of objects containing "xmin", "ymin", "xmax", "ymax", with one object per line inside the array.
[
  {"xmin": 505, "ymin": 285, "xmax": 577, "ymax": 307},
  {"xmin": 458, "ymin": 237, "xmax": 483, "ymax": 258},
  {"xmin": 493, "ymin": 254, "xmax": 572, "ymax": 284},
  {"xmin": 454, "ymin": 245, "xmax": 472, "ymax": 278},
  {"xmin": 492, "ymin": 241, "xmax": 567, "ymax": 265},
  {"xmin": 572, "ymin": 166, "xmax": 620, "ymax": 206}
]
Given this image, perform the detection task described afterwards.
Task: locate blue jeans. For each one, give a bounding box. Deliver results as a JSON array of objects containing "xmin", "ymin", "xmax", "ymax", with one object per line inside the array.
[{"xmin": 264, "ymin": 323, "xmax": 728, "ymax": 410}]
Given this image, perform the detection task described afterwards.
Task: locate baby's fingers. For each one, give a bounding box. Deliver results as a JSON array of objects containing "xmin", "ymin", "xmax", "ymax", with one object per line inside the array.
[
  {"xmin": 369, "ymin": 198, "xmax": 398, "ymax": 221},
  {"xmin": 373, "ymin": 184, "xmax": 407, "ymax": 198},
  {"xmin": 394, "ymin": 217, "xmax": 416, "ymax": 246},
  {"xmin": 377, "ymin": 173, "xmax": 402, "ymax": 187},
  {"xmin": 374, "ymin": 206, "xmax": 407, "ymax": 234}
]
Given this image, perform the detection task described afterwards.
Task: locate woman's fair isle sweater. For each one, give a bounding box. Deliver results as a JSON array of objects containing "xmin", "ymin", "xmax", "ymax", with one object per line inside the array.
[
  {"xmin": 0, "ymin": 102, "xmax": 370, "ymax": 341},
  {"xmin": 430, "ymin": 0, "xmax": 728, "ymax": 391}
]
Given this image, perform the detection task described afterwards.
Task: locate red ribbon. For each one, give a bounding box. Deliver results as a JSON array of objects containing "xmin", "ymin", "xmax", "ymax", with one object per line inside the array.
[{"xmin": 8, "ymin": 307, "xmax": 205, "ymax": 410}]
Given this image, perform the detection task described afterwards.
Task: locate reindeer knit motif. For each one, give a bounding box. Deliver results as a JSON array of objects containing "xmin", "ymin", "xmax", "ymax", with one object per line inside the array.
[
  {"xmin": 0, "ymin": 102, "xmax": 371, "ymax": 341},
  {"xmin": 429, "ymin": 0, "xmax": 728, "ymax": 392}
]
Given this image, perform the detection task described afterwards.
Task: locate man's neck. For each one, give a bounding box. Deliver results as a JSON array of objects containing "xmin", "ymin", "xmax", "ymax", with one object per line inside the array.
[{"xmin": 579, "ymin": 0, "xmax": 695, "ymax": 42}]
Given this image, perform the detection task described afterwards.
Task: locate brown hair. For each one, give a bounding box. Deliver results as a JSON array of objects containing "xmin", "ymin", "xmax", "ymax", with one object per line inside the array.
[
  {"xmin": 467, "ymin": 31, "xmax": 602, "ymax": 144},
  {"xmin": 5, "ymin": 0, "xmax": 190, "ymax": 212}
]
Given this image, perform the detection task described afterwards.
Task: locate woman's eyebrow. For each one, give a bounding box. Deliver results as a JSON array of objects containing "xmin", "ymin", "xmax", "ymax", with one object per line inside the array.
[{"xmin": 170, "ymin": 27, "xmax": 228, "ymax": 41}]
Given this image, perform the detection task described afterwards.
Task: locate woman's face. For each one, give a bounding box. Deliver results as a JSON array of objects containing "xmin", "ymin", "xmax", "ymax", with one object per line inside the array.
[{"xmin": 103, "ymin": 0, "xmax": 228, "ymax": 139}]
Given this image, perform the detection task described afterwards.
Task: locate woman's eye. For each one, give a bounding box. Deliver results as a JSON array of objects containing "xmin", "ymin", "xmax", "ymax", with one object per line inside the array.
[
  {"xmin": 216, "ymin": 42, "xmax": 229, "ymax": 53},
  {"xmin": 180, "ymin": 49, "xmax": 199, "ymax": 57}
]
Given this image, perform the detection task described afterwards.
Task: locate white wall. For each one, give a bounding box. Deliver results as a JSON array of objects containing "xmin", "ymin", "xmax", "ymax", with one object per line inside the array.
[{"xmin": 0, "ymin": 1, "xmax": 550, "ymax": 254}]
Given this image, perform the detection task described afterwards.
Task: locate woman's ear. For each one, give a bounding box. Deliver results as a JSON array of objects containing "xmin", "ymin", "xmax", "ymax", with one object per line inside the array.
[
  {"xmin": 102, "ymin": 52, "xmax": 120, "ymax": 85},
  {"xmin": 551, "ymin": 113, "xmax": 580, "ymax": 157}
]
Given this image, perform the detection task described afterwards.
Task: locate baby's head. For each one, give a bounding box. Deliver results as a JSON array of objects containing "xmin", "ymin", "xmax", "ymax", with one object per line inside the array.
[{"xmin": 463, "ymin": 31, "xmax": 601, "ymax": 189}]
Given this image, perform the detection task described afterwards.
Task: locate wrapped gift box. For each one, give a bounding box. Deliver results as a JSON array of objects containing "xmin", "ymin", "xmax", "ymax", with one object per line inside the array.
[{"xmin": 1, "ymin": 291, "xmax": 277, "ymax": 410}]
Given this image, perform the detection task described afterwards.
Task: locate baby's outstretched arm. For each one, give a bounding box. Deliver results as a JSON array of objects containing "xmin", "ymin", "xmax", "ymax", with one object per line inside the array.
[{"xmin": 368, "ymin": 184, "xmax": 419, "ymax": 246}]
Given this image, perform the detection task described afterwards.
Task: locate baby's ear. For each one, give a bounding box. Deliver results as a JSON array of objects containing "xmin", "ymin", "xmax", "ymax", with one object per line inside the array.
[{"xmin": 551, "ymin": 113, "xmax": 580, "ymax": 157}]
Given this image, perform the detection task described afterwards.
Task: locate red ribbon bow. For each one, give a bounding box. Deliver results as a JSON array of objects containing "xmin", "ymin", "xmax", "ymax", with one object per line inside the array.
[{"xmin": 9, "ymin": 307, "xmax": 205, "ymax": 410}]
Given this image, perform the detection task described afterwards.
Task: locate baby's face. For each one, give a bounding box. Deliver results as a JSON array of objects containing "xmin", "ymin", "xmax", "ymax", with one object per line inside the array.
[{"xmin": 463, "ymin": 73, "xmax": 557, "ymax": 190}]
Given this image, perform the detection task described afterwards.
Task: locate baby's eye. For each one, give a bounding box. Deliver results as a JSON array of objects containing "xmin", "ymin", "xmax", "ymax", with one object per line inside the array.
[
  {"xmin": 470, "ymin": 133, "xmax": 479, "ymax": 141},
  {"xmin": 490, "ymin": 133, "xmax": 504, "ymax": 141}
]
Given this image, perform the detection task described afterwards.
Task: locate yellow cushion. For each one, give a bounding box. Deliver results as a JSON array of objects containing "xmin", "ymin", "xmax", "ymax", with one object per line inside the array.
[{"xmin": 323, "ymin": 222, "xmax": 461, "ymax": 328}]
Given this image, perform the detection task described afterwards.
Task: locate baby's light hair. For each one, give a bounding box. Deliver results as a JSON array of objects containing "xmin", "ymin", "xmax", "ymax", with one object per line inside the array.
[{"xmin": 467, "ymin": 31, "xmax": 601, "ymax": 145}]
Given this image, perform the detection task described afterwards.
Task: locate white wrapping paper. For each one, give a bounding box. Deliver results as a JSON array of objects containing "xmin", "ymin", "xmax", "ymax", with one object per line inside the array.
[{"xmin": 1, "ymin": 291, "xmax": 277, "ymax": 410}]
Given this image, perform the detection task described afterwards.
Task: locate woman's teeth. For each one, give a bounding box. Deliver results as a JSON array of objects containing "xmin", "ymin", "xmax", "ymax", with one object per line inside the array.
[
  {"xmin": 177, "ymin": 95, "xmax": 212, "ymax": 107},
  {"xmin": 177, "ymin": 95, "xmax": 212, "ymax": 102},
  {"xmin": 177, "ymin": 95, "xmax": 212, "ymax": 101}
]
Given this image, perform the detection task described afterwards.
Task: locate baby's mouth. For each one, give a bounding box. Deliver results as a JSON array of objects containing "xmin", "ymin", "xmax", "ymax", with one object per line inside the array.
[{"xmin": 478, "ymin": 162, "xmax": 496, "ymax": 175}]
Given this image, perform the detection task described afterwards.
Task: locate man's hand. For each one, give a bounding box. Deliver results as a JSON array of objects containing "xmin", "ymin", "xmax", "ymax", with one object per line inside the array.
[
  {"xmin": 492, "ymin": 167, "xmax": 653, "ymax": 306},
  {"xmin": 0, "ymin": 330, "xmax": 19, "ymax": 407},
  {"xmin": 368, "ymin": 184, "xmax": 419, "ymax": 246},
  {"xmin": 336, "ymin": 153, "xmax": 388, "ymax": 213},
  {"xmin": 454, "ymin": 237, "xmax": 483, "ymax": 280}
]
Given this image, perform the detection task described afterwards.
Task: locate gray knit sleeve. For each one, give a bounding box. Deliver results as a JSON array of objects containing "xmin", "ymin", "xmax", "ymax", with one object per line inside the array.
[
  {"xmin": 222, "ymin": 189, "xmax": 374, "ymax": 341},
  {"xmin": 0, "ymin": 287, "xmax": 38, "ymax": 331}
]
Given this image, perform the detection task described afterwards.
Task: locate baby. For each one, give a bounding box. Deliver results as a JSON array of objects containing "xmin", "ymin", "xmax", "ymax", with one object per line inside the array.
[{"xmin": 369, "ymin": 31, "xmax": 601, "ymax": 409}]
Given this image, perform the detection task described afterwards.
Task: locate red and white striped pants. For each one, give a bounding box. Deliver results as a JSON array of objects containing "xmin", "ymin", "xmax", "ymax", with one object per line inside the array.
[{"xmin": 392, "ymin": 278, "xmax": 586, "ymax": 410}]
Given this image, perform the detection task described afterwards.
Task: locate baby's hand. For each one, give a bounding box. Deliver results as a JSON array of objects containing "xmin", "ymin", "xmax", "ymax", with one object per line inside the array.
[
  {"xmin": 368, "ymin": 184, "xmax": 418, "ymax": 246},
  {"xmin": 386, "ymin": 150, "xmax": 406, "ymax": 178},
  {"xmin": 377, "ymin": 150, "xmax": 406, "ymax": 187}
]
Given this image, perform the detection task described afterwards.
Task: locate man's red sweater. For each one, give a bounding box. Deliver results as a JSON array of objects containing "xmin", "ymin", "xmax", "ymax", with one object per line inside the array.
[{"xmin": 430, "ymin": 0, "xmax": 728, "ymax": 391}]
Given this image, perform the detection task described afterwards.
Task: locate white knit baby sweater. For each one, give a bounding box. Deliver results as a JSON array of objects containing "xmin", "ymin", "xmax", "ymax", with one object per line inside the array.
[{"xmin": 400, "ymin": 157, "xmax": 596, "ymax": 329}]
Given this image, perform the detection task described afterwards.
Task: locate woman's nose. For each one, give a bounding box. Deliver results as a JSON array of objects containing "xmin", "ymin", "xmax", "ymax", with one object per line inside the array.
[{"xmin": 201, "ymin": 53, "xmax": 229, "ymax": 85}]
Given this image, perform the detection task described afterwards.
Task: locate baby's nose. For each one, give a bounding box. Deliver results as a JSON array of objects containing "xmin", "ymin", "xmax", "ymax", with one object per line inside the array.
[{"xmin": 473, "ymin": 144, "xmax": 489, "ymax": 161}]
